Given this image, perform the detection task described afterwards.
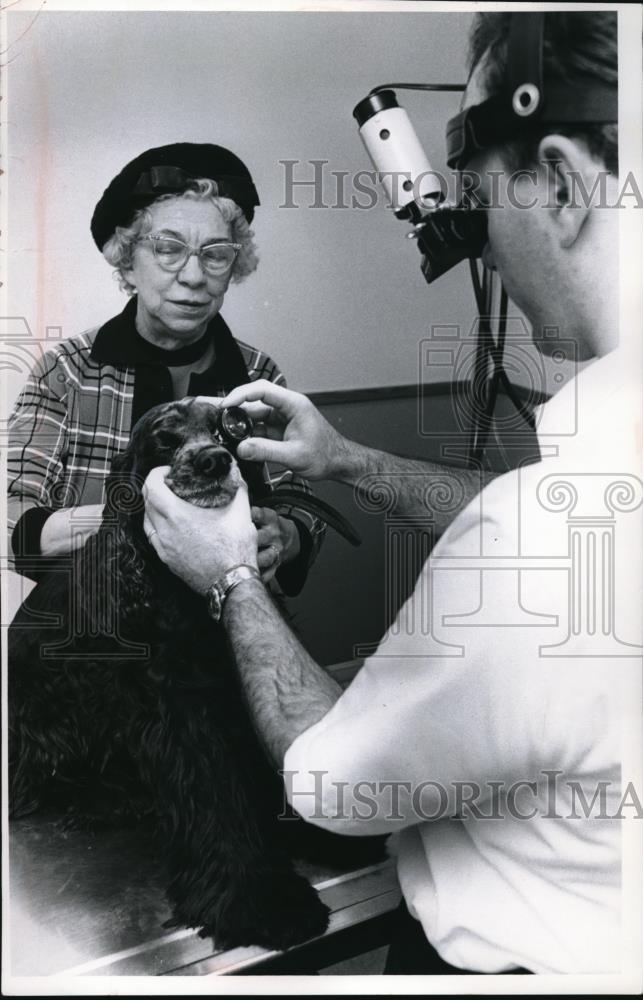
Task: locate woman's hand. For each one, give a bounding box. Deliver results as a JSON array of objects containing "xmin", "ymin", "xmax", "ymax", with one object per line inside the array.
[
  {"xmin": 252, "ymin": 507, "xmax": 300, "ymax": 583},
  {"xmin": 40, "ymin": 504, "xmax": 105, "ymax": 556}
]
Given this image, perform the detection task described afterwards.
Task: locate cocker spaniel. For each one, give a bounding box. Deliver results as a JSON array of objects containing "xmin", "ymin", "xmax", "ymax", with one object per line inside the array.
[{"xmin": 9, "ymin": 399, "xmax": 379, "ymax": 951}]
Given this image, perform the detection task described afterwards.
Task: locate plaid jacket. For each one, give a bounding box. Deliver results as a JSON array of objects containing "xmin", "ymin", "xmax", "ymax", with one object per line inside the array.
[{"xmin": 8, "ymin": 297, "xmax": 324, "ymax": 592}]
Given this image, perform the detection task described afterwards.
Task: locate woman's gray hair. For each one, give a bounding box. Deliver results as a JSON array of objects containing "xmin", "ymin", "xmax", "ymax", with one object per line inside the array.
[{"xmin": 102, "ymin": 177, "xmax": 259, "ymax": 294}]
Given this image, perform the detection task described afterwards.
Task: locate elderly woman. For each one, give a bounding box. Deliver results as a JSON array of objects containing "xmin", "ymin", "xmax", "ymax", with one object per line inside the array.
[{"xmin": 8, "ymin": 142, "xmax": 322, "ymax": 593}]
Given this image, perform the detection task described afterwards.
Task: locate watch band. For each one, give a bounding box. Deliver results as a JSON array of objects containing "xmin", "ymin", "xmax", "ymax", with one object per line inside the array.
[{"xmin": 206, "ymin": 564, "xmax": 261, "ymax": 622}]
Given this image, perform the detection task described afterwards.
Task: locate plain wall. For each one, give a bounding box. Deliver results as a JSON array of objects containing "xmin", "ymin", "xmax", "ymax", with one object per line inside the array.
[{"xmin": 4, "ymin": 8, "xmax": 572, "ymax": 412}]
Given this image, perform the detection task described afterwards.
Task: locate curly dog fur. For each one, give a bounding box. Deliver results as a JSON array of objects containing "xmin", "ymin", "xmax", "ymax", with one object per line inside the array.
[{"xmin": 9, "ymin": 399, "xmax": 382, "ymax": 951}]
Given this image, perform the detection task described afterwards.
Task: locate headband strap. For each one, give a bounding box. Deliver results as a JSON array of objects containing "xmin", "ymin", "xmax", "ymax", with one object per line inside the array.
[{"xmin": 447, "ymin": 13, "xmax": 617, "ymax": 170}]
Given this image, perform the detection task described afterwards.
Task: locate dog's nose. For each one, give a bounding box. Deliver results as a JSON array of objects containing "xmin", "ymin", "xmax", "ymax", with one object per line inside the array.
[{"xmin": 194, "ymin": 446, "xmax": 232, "ymax": 478}]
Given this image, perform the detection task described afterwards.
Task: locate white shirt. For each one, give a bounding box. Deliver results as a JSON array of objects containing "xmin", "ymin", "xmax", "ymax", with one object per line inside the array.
[{"xmin": 284, "ymin": 349, "xmax": 642, "ymax": 973}]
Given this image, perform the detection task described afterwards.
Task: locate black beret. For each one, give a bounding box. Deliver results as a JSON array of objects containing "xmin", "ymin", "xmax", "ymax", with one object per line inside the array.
[{"xmin": 90, "ymin": 142, "xmax": 260, "ymax": 250}]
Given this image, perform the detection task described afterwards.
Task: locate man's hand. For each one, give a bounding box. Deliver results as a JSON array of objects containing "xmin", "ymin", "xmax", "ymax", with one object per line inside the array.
[
  {"xmin": 142, "ymin": 466, "xmax": 258, "ymax": 594},
  {"xmin": 222, "ymin": 382, "xmax": 493, "ymax": 532},
  {"xmin": 221, "ymin": 380, "xmax": 351, "ymax": 481}
]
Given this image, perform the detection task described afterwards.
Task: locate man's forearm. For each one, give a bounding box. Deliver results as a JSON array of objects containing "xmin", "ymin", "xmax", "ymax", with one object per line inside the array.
[
  {"xmin": 222, "ymin": 580, "xmax": 342, "ymax": 767},
  {"xmin": 331, "ymin": 438, "xmax": 496, "ymax": 532}
]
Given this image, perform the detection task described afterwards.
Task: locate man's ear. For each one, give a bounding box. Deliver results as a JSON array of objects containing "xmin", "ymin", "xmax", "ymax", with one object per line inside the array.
[{"xmin": 537, "ymin": 134, "xmax": 599, "ymax": 249}]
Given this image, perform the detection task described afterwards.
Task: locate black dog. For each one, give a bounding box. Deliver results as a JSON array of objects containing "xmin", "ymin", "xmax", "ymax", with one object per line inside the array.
[{"xmin": 9, "ymin": 400, "xmax": 381, "ymax": 951}]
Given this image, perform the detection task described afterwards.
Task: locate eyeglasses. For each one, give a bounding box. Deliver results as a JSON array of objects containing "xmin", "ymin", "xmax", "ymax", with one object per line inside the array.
[{"xmin": 137, "ymin": 235, "xmax": 242, "ymax": 275}]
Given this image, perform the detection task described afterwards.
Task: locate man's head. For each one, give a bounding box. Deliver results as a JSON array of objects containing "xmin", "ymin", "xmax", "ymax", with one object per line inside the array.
[
  {"xmin": 467, "ymin": 12, "xmax": 618, "ymax": 175},
  {"xmin": 461, "ymin": 12, "xmax": 619, "ymax": 359}
]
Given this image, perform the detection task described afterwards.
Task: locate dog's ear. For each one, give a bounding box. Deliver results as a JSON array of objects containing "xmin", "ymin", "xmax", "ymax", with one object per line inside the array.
[
  {"xmin": 102, "ymin": 419, "xmax": 166, "ymax": 624},
  {"xmin": 98, "ymin": 447, "xmax": 156, "ymax": 628},
  {"xmin": 109, "ymin": 516, "xmax": 157, "ymax": 626},
  {"xmin": 71, "ymin": 514, "xmax": 156, "ymax": 637},
  {"xmin": 109, "ymin": 448, "xmax": 133, "ymax": 475},
  {"xmin": 105, "ymin": 406, "xmax": 172, "ymax": 514},
  {"xmin": 104, "ymin": 448, "xmax": 146, "ymax": 520}
]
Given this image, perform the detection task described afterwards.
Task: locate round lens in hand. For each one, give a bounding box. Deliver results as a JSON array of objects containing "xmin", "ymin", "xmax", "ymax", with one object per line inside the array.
[{"xmin": 219, "ymin": 406, "xmax": 254, "ymax": 445}]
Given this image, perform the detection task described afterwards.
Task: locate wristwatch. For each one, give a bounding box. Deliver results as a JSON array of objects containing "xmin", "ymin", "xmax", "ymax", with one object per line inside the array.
[{"xmin": 205, "ymin": 564, "xmax": 261, "ymax": 622}]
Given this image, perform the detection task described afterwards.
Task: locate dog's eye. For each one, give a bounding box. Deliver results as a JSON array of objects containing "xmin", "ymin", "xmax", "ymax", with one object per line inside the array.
[{"xmin": 154, "ymin": 429, "xmax": 182, "ymax": 451}]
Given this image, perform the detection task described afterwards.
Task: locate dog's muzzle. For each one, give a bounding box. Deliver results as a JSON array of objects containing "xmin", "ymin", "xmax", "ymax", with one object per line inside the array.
[{"xmin": 166, "ymin": 441, "xmax": 242, "ymax": 509}]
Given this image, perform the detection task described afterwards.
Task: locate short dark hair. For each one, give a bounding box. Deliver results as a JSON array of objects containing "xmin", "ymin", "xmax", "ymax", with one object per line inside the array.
[{"xmin": 468, "ymin": 11, "xmax": 618, "ymax": 175}]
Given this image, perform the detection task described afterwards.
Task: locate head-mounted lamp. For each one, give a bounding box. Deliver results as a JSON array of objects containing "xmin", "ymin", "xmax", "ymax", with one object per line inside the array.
[
  {"xmin": 353, "ymin": 11, "xmax": 617, "ymax": 465},
  {"xmin": 355, "ymin": 13, "xmax": 618, "ymax": 278}
]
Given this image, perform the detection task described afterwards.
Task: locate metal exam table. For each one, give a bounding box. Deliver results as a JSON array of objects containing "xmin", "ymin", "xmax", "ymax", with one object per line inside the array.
[{"xmin": 7, "ymin": 661, "xmax": 401, "ymax": 979}]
